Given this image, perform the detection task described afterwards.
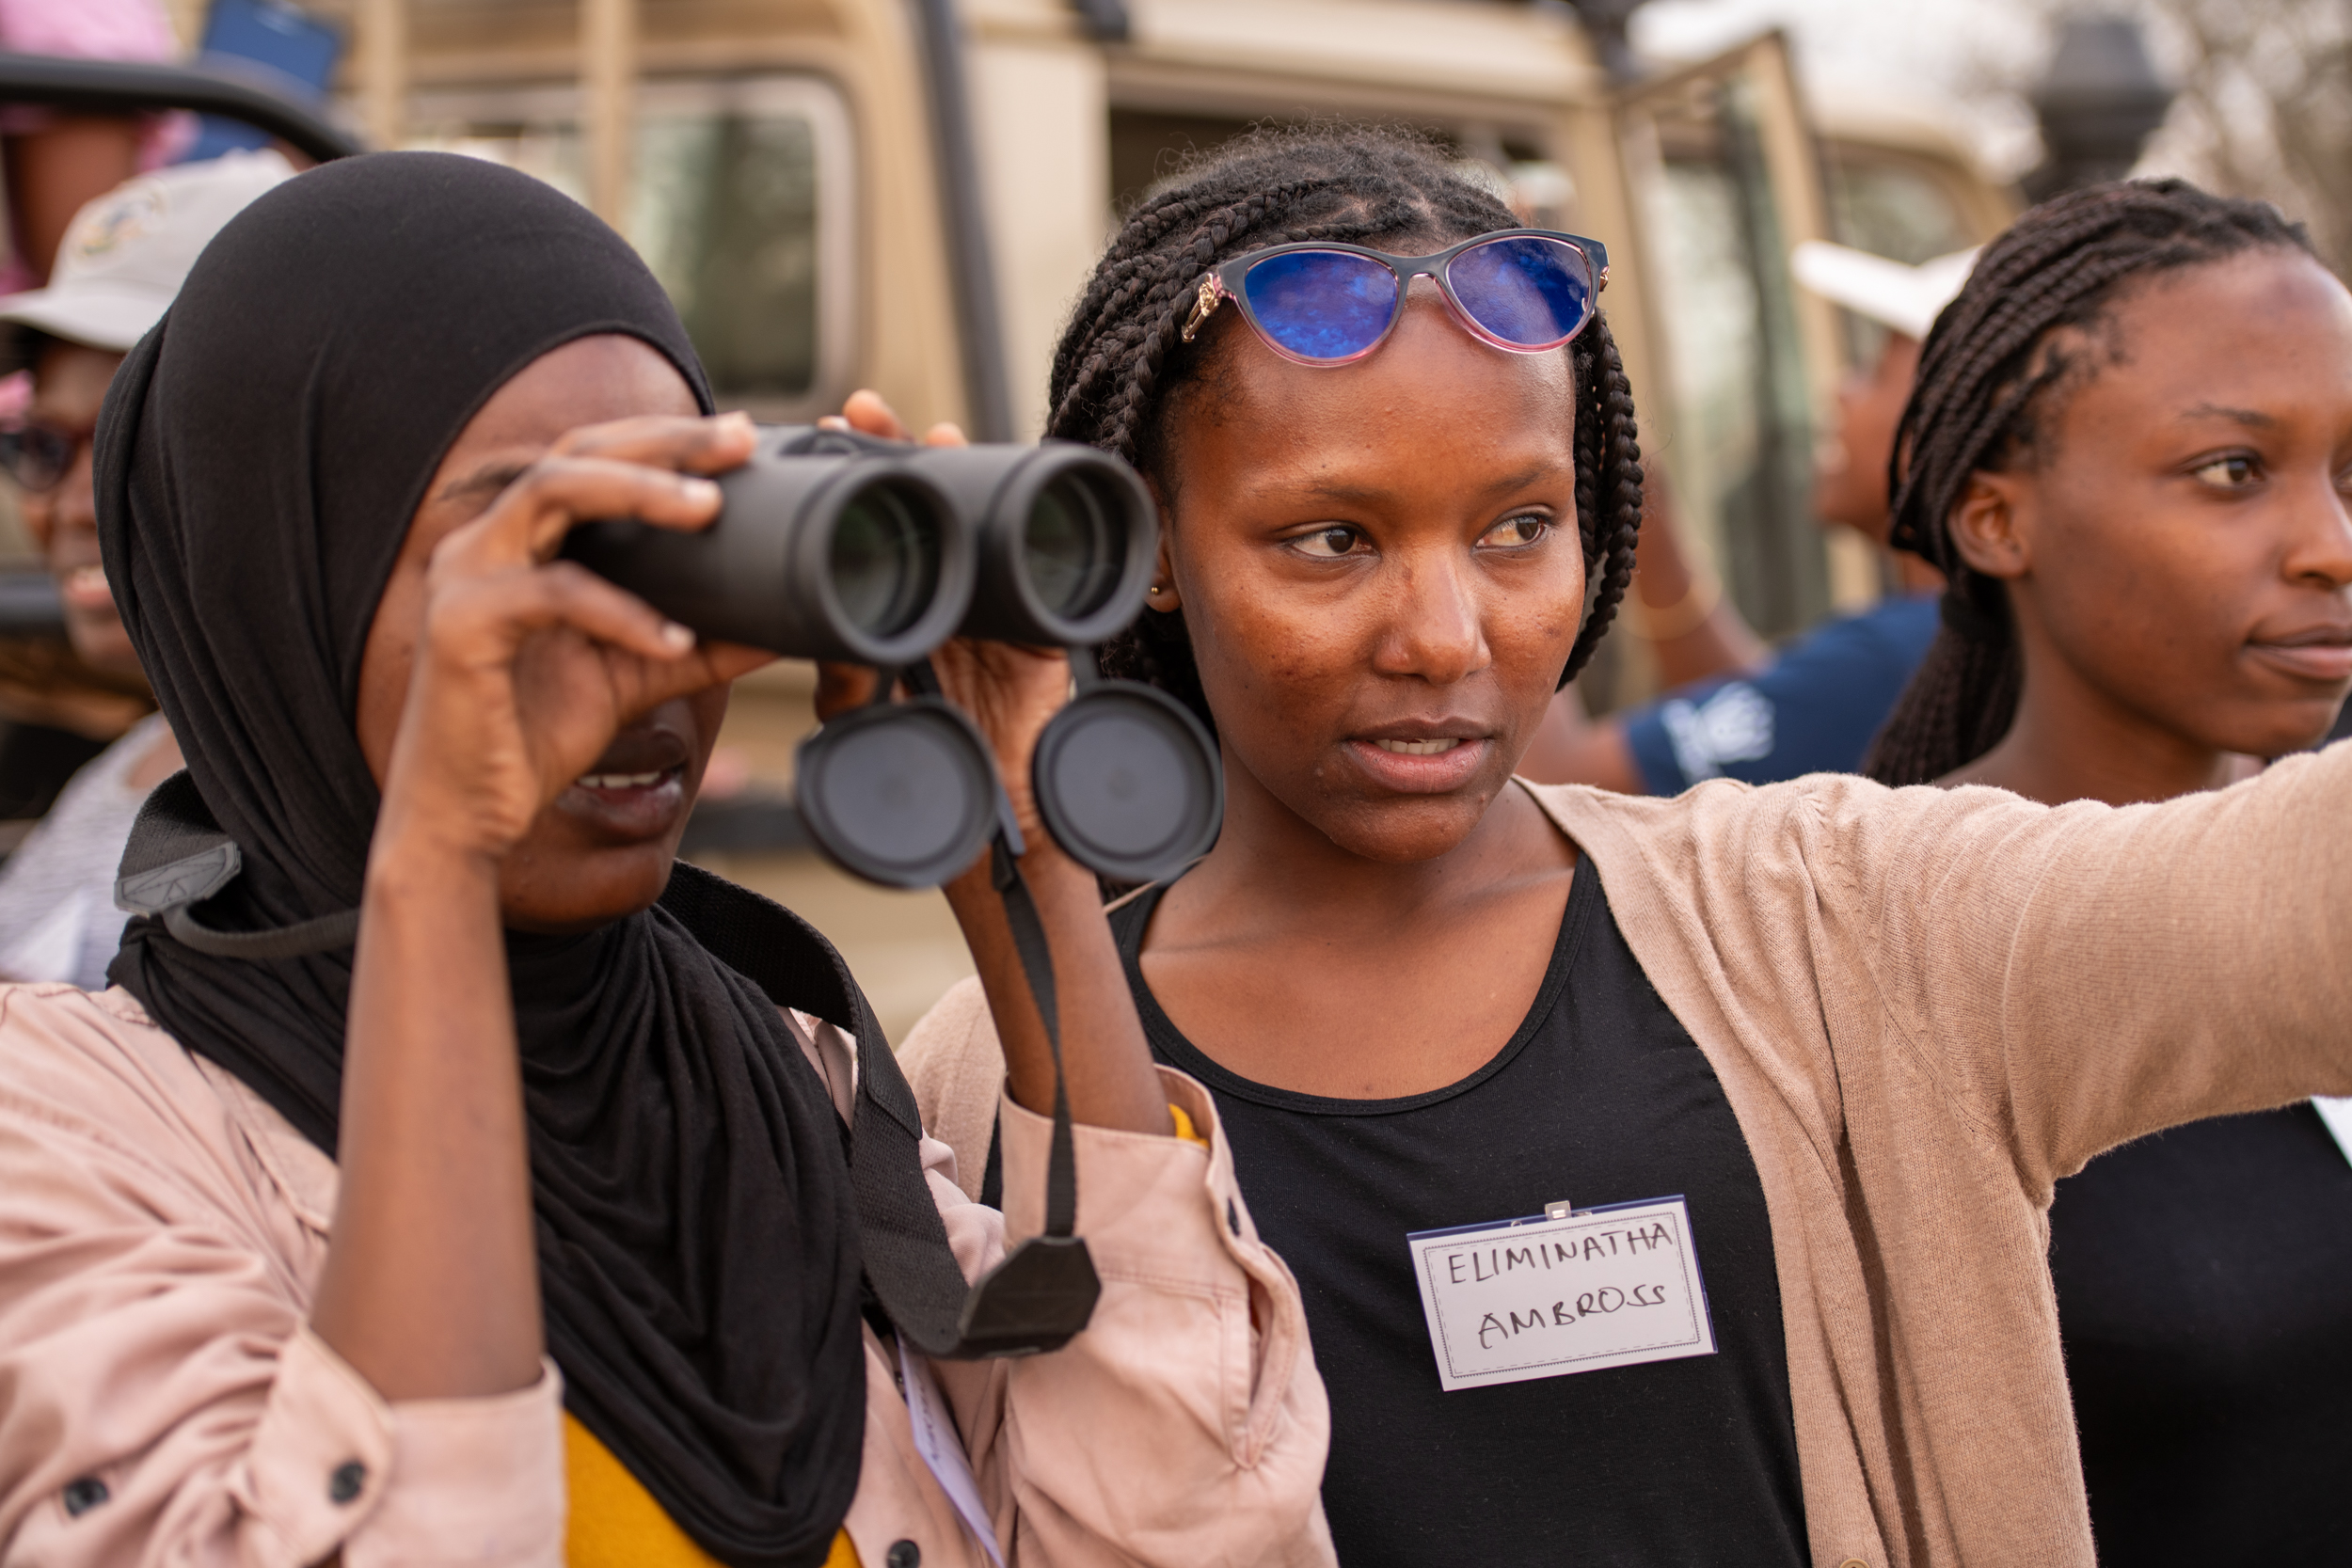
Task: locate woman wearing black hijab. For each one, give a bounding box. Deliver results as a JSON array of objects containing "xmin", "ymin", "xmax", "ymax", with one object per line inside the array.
[{"xmin": 0, "ymin": 152, "xmax": 1331, "ymax": 1567}]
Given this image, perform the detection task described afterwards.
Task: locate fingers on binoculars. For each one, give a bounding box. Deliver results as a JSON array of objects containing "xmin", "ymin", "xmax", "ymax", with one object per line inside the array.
[
  {"xmin": 697, "ymin": 640, "xmax": 777, "ymax": 687},
  {"xmin": 550, "ymin": 410, "xmax": 758, "ymax": 472},
  {"xmin": 836, "ymin": 388, "xmax": 911, "ymax": 442},
  {"xmin": 443, "ymin": 455, "xmax": 725, "ymax": 570},
  {"xmin": 826, "ymin": 390, "xmax": 964, "ymax": 449},
  {"xmin": 434, "ymin": 561, "xmax": 698, "ymax": 664}
]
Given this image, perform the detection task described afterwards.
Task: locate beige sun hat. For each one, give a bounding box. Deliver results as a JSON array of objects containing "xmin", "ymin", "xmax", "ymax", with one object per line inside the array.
[
  {"xmin": 1790, "ymin": 240, "xmax": 1979, "ymax": 341},
  {"xmin": 0, "ymin": 149, "xmax": 295, "ymax": 361}
]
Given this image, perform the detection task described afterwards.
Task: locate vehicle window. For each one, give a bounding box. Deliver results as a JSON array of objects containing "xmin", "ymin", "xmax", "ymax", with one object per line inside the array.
[
  {"xmin": 1827, "ymin": 157, "xmax": 1975, "ymax": 266},
  {"xmin": 1638, "ymin": 76, "xmax": 1828, "ymax": 643}
]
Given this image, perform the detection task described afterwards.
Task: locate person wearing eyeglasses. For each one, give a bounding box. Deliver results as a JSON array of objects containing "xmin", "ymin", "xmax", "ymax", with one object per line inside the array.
[{"xmin": 0, "ymin": 149, "xmax": 290, "ymax": 987}]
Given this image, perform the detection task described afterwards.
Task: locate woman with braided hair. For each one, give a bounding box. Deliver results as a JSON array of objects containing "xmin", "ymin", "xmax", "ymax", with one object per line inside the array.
[
  {"xmin": 895, "ymin": 130, "xmax": 2352, "ymax": 1567},
  {"xmin": 1861, "ymin": 178, "xmax": 2352, "ymax": 1561}
]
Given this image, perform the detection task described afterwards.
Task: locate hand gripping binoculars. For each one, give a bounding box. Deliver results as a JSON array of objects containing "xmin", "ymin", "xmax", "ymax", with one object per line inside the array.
[{"xmin": 564, "ymin": 425, "xmax": 1221, "ymax": 888}]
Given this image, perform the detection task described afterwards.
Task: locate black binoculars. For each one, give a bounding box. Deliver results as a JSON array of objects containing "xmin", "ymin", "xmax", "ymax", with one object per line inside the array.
[{"xmin": 565, "ymin": 426, "xmax": 1221, "ymax": 887}]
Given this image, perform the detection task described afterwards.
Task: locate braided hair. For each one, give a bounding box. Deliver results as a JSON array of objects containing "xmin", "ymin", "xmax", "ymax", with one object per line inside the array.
[
  {"xmin": 1047, "ymin": 126, "xmax": 1644, "ymax": 736},
  {"xmin": 1863, "ymin": 179, "xmax": 2314, "ymax": 785}
]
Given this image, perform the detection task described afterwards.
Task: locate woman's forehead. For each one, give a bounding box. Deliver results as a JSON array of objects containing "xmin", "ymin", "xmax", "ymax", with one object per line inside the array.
[
  {"xmin": 2066, "ymin": 251, "xmax": 2352, "ymax": 431},
  {"xmin": 450, "ymin": 336, "xmax": 700, "ymax": 457}
]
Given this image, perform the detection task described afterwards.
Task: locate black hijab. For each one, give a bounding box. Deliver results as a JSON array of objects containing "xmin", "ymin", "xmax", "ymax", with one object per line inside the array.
[{"xmin": 96, "ymin": 152, "xmax": 866, "ymax": 1568}]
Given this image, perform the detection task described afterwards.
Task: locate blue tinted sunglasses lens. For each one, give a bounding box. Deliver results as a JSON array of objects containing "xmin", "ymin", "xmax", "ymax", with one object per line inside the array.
[
  {"xmin": 1240, "ymin": 250, "xmax": 1400, "ymax": 361},
  {"xmin": 1447, "ymin": 236, "xmax": 1594, "ymax": 347}
]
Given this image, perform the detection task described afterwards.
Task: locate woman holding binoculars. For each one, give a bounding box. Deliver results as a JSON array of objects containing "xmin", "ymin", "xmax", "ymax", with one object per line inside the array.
[
  {"xmin": 899, "ymin": 129, "xmax": 2352, "ymax": 1568},
  {"xmin": 0, "ymin": 153, "xmax": 1333, "ymax": 1566}
]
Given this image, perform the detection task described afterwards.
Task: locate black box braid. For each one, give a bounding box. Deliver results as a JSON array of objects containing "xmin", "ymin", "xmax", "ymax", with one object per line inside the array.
[
  {"xmin": 1864, "ymin": 178, "xmax": 2314, "ymax": 786},
  {"xmin": 1043, "ymin": 126, "xmax": 1644, "ymax": 738}
]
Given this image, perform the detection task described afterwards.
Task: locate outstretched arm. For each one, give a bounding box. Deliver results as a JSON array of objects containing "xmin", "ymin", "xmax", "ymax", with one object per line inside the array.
[{"xmin": 1811, "ymin": 741, "xmax": 2352, "ymax": 1185}]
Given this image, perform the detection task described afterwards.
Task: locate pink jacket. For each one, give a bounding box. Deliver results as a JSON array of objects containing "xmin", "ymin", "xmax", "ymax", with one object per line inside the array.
[{"xmin": 0, "ymin": 984, "xmax": 1333, "ymax": 1566}]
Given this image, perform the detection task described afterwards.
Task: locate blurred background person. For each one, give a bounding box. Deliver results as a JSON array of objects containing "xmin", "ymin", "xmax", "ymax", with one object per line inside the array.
[
  {"xmin": 0, "ymin": 148, "xmax": 290, "ymax": 986},
  {"xmin": 0, "ymin": 0, "xmax": 191, "ymax": 830},
  {"xmin": 1518, "ymin": 242, "xmax": 1974, "ymax": 792},
  {"xmin": 1867, "ymin": 179, "xmax": 2352, "ymax": 1563},
  {"xmin": 0, "ymin": 0, "xmax": 186, "ymax": 295}
]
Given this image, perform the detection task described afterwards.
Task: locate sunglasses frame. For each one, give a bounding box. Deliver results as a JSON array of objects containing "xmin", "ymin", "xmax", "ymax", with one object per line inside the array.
[
  {"xmin": 0, "ymin": 417, "xmax": 87, "ymax": 494},
  {"xmin": 1183, "ymin": 228, "xmax": 1611, "ymax": 366}
]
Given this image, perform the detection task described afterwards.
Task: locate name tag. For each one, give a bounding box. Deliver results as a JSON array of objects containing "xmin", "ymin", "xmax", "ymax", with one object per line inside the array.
[
  {"xmin": 1406, "ymin": 1196, "xmax": 1716, "ymax": 1392},
  {"xmin": 897, "ymin": 1335, "xmax": 1007, "ymax": 1567}
]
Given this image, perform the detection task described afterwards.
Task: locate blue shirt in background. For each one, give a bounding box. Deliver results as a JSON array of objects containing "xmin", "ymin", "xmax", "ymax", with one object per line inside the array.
[{"xmin": 1624, "ymin": 594, "xmax": 1941, "ymax": 794}]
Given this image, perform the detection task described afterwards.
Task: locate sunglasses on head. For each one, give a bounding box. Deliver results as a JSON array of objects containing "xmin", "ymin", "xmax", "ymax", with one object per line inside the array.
[
  {"xmin": 1182, "ymin": 228, "xmax": 1610, "ymax": 366},
  {"xmin": 0, "ymin": 419, "xmax": 87, "ymax": 494}
]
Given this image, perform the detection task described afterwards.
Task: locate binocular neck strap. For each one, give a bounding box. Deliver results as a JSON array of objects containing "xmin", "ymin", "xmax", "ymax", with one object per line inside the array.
[
  {"xmin": 990, "ymin": 834, "xmax": 1079, "ymax": 1240},
  {"xmin": 162, "ymin": 902, "xmax": 360, "ymax": 959}
]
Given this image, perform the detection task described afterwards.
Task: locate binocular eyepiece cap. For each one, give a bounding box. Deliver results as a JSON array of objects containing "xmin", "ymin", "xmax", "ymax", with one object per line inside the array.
[
  {"xmin": 795, "ymin": 699, "xmax": 998, "ymax": 890},
  {"xmin": 1032, "ymin": 684, "xmax": 1222, "ymax": 885}
]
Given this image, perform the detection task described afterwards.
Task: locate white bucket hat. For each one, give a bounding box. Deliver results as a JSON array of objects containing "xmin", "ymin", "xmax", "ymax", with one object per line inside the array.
[
  {"xmin": 1790, "ymin": 240, "xmax": 1979, "ymax": 342},
  {"xmin": 0, "ymin": 149, "xmax": 295, "ymax": 359}
]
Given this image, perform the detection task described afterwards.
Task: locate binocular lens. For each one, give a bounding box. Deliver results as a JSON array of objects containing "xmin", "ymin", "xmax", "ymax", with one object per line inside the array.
[
  {"xmin": 1023, "ymin": 472, "xmax": 1124, "ymax": 622},
  {"xmin": 831, "ymin": 483, "xmax": 943, "ymax": 639}
]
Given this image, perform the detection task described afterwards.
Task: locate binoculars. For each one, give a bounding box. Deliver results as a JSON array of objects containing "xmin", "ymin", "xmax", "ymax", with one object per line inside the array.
[{"xmin": 565, "ymin": 425, "xmax": 1220, "ymax": 887}]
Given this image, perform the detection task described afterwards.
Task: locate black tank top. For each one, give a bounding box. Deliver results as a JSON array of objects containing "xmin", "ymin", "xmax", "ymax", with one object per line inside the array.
[
  {"xmin": 2050, "ymin": 1103, "xmax": 2352, "ymax": 1563},
  {"xmin": 1109, "ymin": 863, "xmax": 1806, "ymax": 1566}
]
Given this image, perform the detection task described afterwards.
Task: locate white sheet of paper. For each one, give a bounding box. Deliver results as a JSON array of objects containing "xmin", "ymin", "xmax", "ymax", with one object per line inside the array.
[
  {"xmin": 1407, "ymin": 1196, "xmax": 1716, "ymax": 1393},
  {"xmin": 2313, "ymin": 1097, "xmax": 2352, "ymax": 1169},
  {"xmin": 896, "ymin": 1336, "xmax": 1007, "ymax": 1568}
]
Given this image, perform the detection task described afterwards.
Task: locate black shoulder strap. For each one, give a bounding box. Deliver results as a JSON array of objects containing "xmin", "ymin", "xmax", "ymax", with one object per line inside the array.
[
  {"xmin": 660, "ymin": 863, "xmax": 987, "ymax": 1355},
  {"xmin": 662, "ymin": 861, "xmax": 1101, "ymax": 1359}
]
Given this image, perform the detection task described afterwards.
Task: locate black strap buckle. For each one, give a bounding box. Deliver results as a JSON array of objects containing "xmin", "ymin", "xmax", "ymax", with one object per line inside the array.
[
  {"xmin": 113, "ymin": 772, "xmax": 359, "ymax": 959},
  {"xmin": 946, "ymin": 833, "xmax": 1099, "ymax": 1354}
]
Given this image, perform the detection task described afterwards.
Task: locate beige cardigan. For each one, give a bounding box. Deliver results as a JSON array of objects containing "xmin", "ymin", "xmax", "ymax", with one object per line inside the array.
[{"xmin": 898, "ymin": 744, "xmax": 2352, "ymax": 1568}]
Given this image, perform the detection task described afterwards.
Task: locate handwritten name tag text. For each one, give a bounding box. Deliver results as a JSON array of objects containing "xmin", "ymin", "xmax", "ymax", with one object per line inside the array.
[{"xmin": 1407, "ymin": 1196, "xmax": 1716, "ymax": 1391}]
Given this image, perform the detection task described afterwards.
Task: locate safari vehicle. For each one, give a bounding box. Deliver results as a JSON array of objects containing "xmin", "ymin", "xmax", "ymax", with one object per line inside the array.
[
  {"xmin": 336, "ymin": 0, "xmax": 2013, "ymax": 639},
  {"xmin": 1, "ymin": 0, "xmax": 2016, "ymax": 1035}
]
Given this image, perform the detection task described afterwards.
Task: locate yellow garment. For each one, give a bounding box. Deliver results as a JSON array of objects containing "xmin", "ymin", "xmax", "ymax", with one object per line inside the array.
[
  {"xmin": 560, "ymin": 1113, "xmax": 1210, "ymax": 1566},
  {"xmin": 564, "ymin": 1413, "xmax": 860, "ymax": 1568}
]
